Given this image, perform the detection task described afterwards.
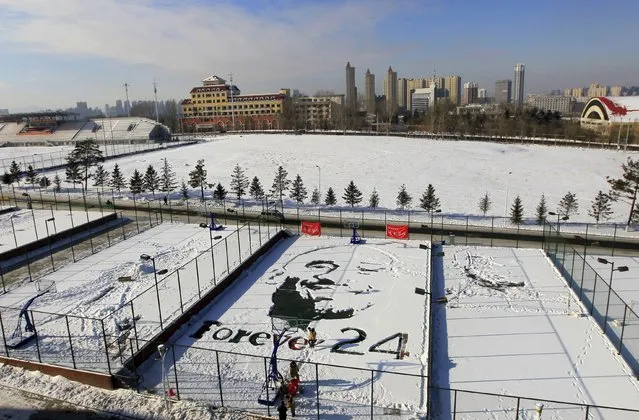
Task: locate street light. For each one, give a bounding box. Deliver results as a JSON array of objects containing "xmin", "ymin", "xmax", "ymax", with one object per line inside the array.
[
  {"xmin": 598, "ymin": 257, "xmax": 629, "ymax": 333},
  {"xmin": 21, "ymin": 192, "xmax": 32, "ymax": 209},
  {"xmin": 503, "ymin": 171, "xmax": 512, "ymax": 217},
  {"xmin": 22, "ymin": 193, "xmax": 38, "ymax": 239},
  {"xmin": 140, "ymin": 254, "xmax": 168, "ymax": 329},
  {"xmin": 45, "ymin": 217, "xmax": 56, "ymax": 271},
  {"xmin": 547, "ymin": 212, "xmax": 569, "ymax": 233}
]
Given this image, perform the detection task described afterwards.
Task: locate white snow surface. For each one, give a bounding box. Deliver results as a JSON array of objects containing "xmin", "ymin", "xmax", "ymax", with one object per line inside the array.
[
  {"xmin": 0, "ymin": 363, "xmax": 249, "ymax": 419},
  {"xmin": 139, "ymin": 236, "xmax": 431, "ymax": 418},
  {"xmin": 0, "ymin": 208, "xmax": 106, "ymax": 253},
  {"xmin": 431, "ymin": 246, "xmax": 639, "ymax": 419},
  {"xmin": 39, "ymin": 134, "xmax": 639, "ymax": 223}
]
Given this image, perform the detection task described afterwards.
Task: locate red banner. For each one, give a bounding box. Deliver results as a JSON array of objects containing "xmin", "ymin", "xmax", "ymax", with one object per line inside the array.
[
  {"xmin": 301, "ymin": 221, "xmax": 322, "ymax": 236},
  {"xmin": 386, "ymin": 224, "xmax": 409, "ymax": 239}
]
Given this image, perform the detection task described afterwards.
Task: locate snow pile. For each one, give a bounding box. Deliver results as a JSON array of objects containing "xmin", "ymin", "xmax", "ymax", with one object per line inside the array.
[{"xmin": 0, "ymin": 363, "xmax": 261, "ymax": 419}]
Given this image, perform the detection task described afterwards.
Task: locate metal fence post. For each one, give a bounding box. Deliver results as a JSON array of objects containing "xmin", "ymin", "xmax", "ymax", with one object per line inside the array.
[
  {"xmin": 65, "ymin": 315, "xmax": 77, "ymax": 369},
  {"xmin": 453, "ymin": 389, "xmax": 458, "ymax": 420},
  {"xmin": 370, "ymin": 370, "xmax": 374, "ymax": 419},
  {"xmin": 100, "ymin": 319, "xmax": 112, "ymax": 374},
  {"xmin": 0, "ymin": 311, "xmax": 9, "ymax": 357},
  {"xmin": 186, "ymin": 201, "xmax": 190, "ymax": 223},
  {"xmin": 515, "ymin": 396, "xmax": 520, "ymax": 420},
  {"xmin": 216, "ymin": 350, "xmax": 224, "ymax": 406},
  {"xmin": 490, "ymin": 217, "xmax": 494, "ymax": 247},
  {"xmin": 264, "ymin": 357, "xmax": 271, "ymax": 417},
  {"xmin": 130, "ymin": 301, "xmax": 139, "ymax": 352},
  {"xmin": 584, "ymin": 405, "xmax": 590, "ymax": 419},
  {"xmin": 237, "ymin": 227, "xmax": 242, "ymax": 263},
  {"xmin": 177, "ymin": 270, "xmax": 184, "ymax": 312},
  {"xmin": 224, "ymin": 237, "xmax": 230, "ymax": 274},
  {"xmin": 340, "ymin": 210, "xmax": 343, "ymax": 237},
  {"xmin": 316, "ymin": 363, "xmax": 320, "ymax": 419},
  {"xmin": 248, "ymin": 222, "xmax": 253, "ymax": 254},
  {"xmin": 171, "ymin": 345, "xmax": 180, "ymax": 400},
  {"xmin": 612, "ymin": 224, "xmax": 617, "ymax": 256},
  {"xmin": 195, "ymin": 258, "xmax": 202, "ymax": 299},
  {"xmin": 133, "ymin": 195, "xmax": 140, "ymax": 233},
  {"xmin": 618, "ymin": 305, "xmax": 628, "ymax": 354},
  {"xmin": 590, "ymin": 275, "xmax": 598, "ymax": 316}
]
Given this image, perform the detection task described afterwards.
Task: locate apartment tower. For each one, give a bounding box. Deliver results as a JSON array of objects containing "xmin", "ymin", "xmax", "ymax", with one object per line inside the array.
[
  {"xmin": 345, "ymin": 62, "xmax": 357, "ymax": 111},
  {"xmin": 384, "ymin": 66, "xmax": 398, "ymax": 115},
  {"xmin": 513, "ymin": 63, "xmax": 525, "ymax": 107},
  {"xmin": 365, "ymin": 69, "xmax": 376, "ymax": 114}
]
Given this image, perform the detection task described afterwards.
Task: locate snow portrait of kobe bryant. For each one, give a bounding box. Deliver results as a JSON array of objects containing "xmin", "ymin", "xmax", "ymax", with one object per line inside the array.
[{"xmin": 267, "ymin": 242, "xmax": 398, "ymax": 330}]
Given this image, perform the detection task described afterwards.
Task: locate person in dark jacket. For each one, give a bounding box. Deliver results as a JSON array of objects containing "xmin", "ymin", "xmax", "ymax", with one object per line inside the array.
[{"xmin": 278, "ymin": 401, "xmax": 288, "ymax": 419}]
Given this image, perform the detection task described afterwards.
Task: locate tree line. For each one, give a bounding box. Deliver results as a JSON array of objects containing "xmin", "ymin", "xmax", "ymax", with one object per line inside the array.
[{"xmin": 3, "ymin": 139, "xmax": 639, "ymax": 227}]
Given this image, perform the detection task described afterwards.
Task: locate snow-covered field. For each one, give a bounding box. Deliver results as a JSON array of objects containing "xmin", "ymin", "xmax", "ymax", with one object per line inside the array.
[
  {"xmin": 431, "ymin": 246, "xmax": 639, "ymax": 419},
  {"xmin": 36, "ymin": 134, "xmax": 639, "ymax": 223},
  {"xmin": 139, "ymin": 236, "xmax": 430, "ymax": 418},
  {"xmin": 0, "ymin": 208, "xmax": 107, "ymax": 253},
  {"xmin": 0, "ymin": 221, "xmax": 280, "ymax": 372}
]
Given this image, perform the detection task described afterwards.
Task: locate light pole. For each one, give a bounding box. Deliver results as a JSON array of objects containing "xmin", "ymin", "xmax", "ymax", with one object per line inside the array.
[
  {"xmin": 140, "ymin": 254, "xmax": 168, "ymax": 329},
  {"xmin": 315, "ymin": 165, "xmax": 321, "ymax": 200},
  {"xmin": 547, "ymin": 212, "xmax": 569, "ymax": 234},
  {"xmin": 10, "ymin": 214, "xmax": 18, "ymax": 248},
  {"xmin": 503, "ymin": 171, "xmax": 512, "ymax": 217},
  {"xmin": 22, "ymin": 193, "xmax": 38, "ymax": 239},
  {"xmin": 45, "ymin": 217, "xmax": 55, "ymax": 270},
  {"xmin": 598, "ymin": 257, "xmax": 629, "ymax": 333}
]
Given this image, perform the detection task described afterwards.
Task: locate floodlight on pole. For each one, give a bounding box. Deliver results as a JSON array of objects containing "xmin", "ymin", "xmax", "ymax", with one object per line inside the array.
[
  {"xmin": 157, "ymin": 344, "xmax": 170, "ymax": 409},
  {"xmin": 598, "ymin": 257, "xmax": 629, "ymax": 333},
  {"xmin": 547, "ymin": 211, "xmax": 569, "ymax": 234},
  {"xmin": 45, "ymin": 218, "xmax": 56, "ymax": 270}
]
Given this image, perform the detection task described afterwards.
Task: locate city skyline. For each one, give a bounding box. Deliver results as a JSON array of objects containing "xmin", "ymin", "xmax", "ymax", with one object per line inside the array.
[{"xmin": 0, "ymin": 0, "xmax": 637, "ymax": 111}]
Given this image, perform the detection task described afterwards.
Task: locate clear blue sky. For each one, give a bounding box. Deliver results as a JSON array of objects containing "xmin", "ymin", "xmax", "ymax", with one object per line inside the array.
[{"xmin": 0, "ymin": 0, "xmax": 637, "ymax": 111}]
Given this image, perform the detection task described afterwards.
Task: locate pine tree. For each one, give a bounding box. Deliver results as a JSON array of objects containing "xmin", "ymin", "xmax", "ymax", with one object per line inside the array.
[
  {"xmin": 396, "ymin": 184, "xmax": 412, "ymax": 210},
  {"xmin": 270, "ymin": 166, "xmax": 291, "ymax": 206},
  {"xmin": 93, "ymin": 165, "xmax": 110, "ymax": 189},
  {"xmin": 109, "ymin": 164, "xmax": 126, "ymax": 192},
  {"xmin": 25, "ymin": 165, "xmax": 39, "ymax": 187},
  {"xmin": 310, "ymin": 188, "xmax": 320, "ymax": 205},
  {"xmin": 478, "ymin": 193, "xmax": 491, "ymax": 216},
  {"xmin": 180, "ymin": 180, "xmax": 189, "ymax": 200},
  {"xmin": 342, "ymin": 181, "xmax": 363, "ymax": 207},
  {"xmin": 230, "ymin": 163, "xmax": 250, "ymax": 200},
  {"xmin": 188, "ymin": 159, "xmax": 207, "ymax": 200},
  {"xmin": 53, "ymin": 174, "xmax": 62, "ymax": 192},
  {"xmin": 607, "ymin": 157, "xmax": 639, "ymax": 226},
  {"xmin": 39, "ymin": 176, "xmax": 50, "ymax": 188},
  {"xmin": 143, "ymin": 165, "xmax": 160, "ymax": 198},
  {"xmin": 535, "ymin": 194, "xmax": 548, "ymax": 225},
  {"xmin": 369, "ymin": 189, "xmax": 380, "ymax": 209},
  {"xmin": 249, "ymin": 176, "xmax": 265, "ymax": 200},
  {"xmin": 288, "ymin": 174, "xmax": 307, "ymax": 204},
  {"xmin": 589, "ymin": 190, "xmax": 613, "ymax": 224},
  {"xmin": 510, "ymin": 195, "xmax": 524, "ymax": 225},
  {"xmin": 129, "ymin": 169, "xmax": 144, "ymax": 195},
  {"xmin": 67, "ymin": 139, "xmax": 105, "ymax": 190},
  {"xmin": 213, "ymin": 183, "xmax": 227, "ymax": 201},
  {"xmin": 324, "ymin": 187, "xmax": 337, "ymax": 206},
  {"xmin": 557, "ymin": 191, "xmax": 578, "ymax": 218},
  {"xmin": 160, "ymin": 158, "xmax": 177, "ymax": 192},
  {"xmin": 1, "ymin": 172, "xmax": 11, "ymax": 185},
  {"xmin": 65, "ymin": 158, "xmax": 82, "ymax": 189},
  {"xmin": 9, "ymin": 161, "xmax": 21, "ymax": 184},
  {"xmin": 419, "ymin": 184, "xmax": 441, "ymax": 213}
]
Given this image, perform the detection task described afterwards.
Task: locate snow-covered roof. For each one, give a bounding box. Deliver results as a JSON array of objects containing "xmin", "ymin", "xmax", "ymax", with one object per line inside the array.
[
  {"xmin": 202, "ymin": 75, "xmax": 226, "ymax": 85},
  {"xmin": 582, "ymin": 96, "xmax": 639, "ymax": 123}
]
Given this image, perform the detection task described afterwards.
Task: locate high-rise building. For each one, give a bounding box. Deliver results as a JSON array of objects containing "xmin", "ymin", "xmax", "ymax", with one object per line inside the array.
[
  {"xmin": 345, "ymin": 62, "xmax": 357, "ymax": 110},
  {"xmin": 564, "ymin": 87, "xmax": 585, "ymax": 98},
  {"xmin": 610, "ymin": 85, "xmax": 622, "ymax": 96},
  {"xmin": 495, "ymin": 79, "xmax": 512, "ymax": 104},
  {"xmin": 463, "ymin": 82, "xmax": 479, "ymax": 105},
  {"xmin": 445, "ymin": 75, "xmax": 461, "ymax": 105},
  {"xmin": 397, "ymin": 78, "xmax": 408, "ymax": 109},
  {"xmin": 383, "ymin": 66, "xmax": 398, "ymax": 115},
  {"xmin": 364, "ymin": 69, "xmax": 376, "ymax": 114},
  {"xmin": 588, "ymin": 83, "xmax": 608, "ymax": 97},
  {"xmin": 478, "ymin": 88, "xmax": 487, "ymax": 103},
  {"xmin": 513, "ymin": 64, "xmax": 525, "ymax": 107}
]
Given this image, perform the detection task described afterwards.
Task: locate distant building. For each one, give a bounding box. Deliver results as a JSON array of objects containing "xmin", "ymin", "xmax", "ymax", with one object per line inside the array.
[
  {"xmin": 0, "ymin": 109, "xmax": 9, "ymax": 116},
  {"xmin": 581, "ymin": 96, "xmax": 639, "ymax": 139},
  {"xmin": 495, "ymin": 79, "xmax": 512, "ymax": 104},
  {"xmin": 345, "ymin": 62, "xmax": 357, "ymax": 111},
  {"xmin": 181, "ymin": 74, "xmax": 287, "ymax": 131},
  {"xmin": 463, "ymin": 82, "xmax": 479, "ymax": 105},
  {"xmin": 384, "ymin": 67, "xmax": 398, "ymax": 115},
  {"xmin": 294, "ymin": 95, "xmax": 344, "ymax": 128},
  {"xmin": 445, "ymin": 75, "xmax": 461, "ymax": 105},
  {"xmin": 427, "ymin": 76, "xmax": 446, "ymax": 99},
  {"xmin": 610, "ymin": 85, "xmax": 623, "ymax": 97},
  {"xmin": 526, "ymin": 94, "xmax": 574, "ymax": 114},
  {"xmin": 406, "ymin": 78, "xmax": 428, "ymax": 112},
  {"xmin": 564, "ymin": 87, "xmax": 585, "ymax": 98},
  {"xmin": 411, "ymin": 87, "xmax": 436, "ymax": 115},
  {"xmin": 588, "ymin": 83, "xmax": 608, "ymax": 98},
  {"xmin": 513, "ymin": 63, "xmax": 525, "ymax": 107},
  {"xmin": 397, "ymin": 78, "xmax": 408, "ymax": 109},
  {"xmin": 364, "ymin": 69, "xmax": 376, "ymax": 114},
  {"xmin": 478, "ymin": 88, "xmax": 487, "ymax": 103}
]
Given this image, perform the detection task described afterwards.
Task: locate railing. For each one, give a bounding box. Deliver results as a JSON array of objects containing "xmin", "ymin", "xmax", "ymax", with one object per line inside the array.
[{"xmin": 543, "ymin": 221, "xmax": 639, "ymax": 378}]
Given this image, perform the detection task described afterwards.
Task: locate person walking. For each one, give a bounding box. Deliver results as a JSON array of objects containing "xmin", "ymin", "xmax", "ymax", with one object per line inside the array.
[
  {"xmin": 284, "ymin": 393, "xmax": 296, "ymax": 417},
  {"xmin": 289, "ymin": 361, "xmax": 299, "ymax": 380},
  {"xmin": 308, "ymin": 327, "xmax": 317, "ymax": 348},
  {"xmin": 277, "ymin": 400, "xmax": 287, "ymax": 420}
]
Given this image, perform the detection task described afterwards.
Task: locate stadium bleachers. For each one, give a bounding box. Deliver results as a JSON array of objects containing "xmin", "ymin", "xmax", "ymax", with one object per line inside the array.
[{"xmin": 0, "ymin": 117, "xmax": 170, "ymax": 146}]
